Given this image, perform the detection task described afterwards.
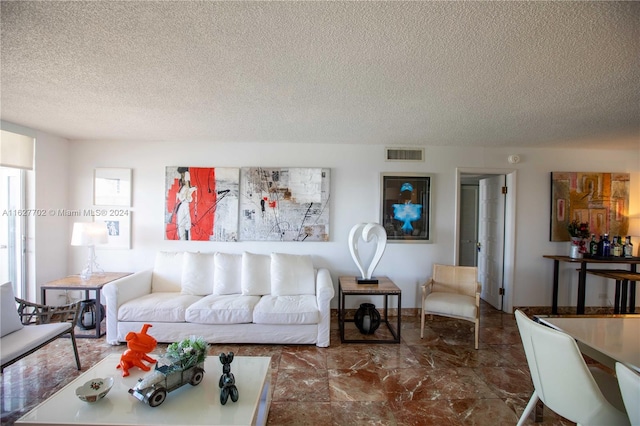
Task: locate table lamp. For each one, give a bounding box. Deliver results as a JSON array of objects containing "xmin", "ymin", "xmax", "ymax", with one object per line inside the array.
[{"xmin": 71, "ymin": 222, "xmax": 108, "ymax": 280}]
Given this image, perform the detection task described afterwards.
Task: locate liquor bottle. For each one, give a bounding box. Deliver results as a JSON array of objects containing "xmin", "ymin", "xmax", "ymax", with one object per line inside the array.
[
  {"xmin": 624, "ymin": 236, "xmax": 634, "ymax": 258},
  {"xmin": 597, "ymin": 235, "xmax": 604, "ymax": 256},
  {"xmin": 602, "ymin": 234, "xmax": 611, "ymax": 257},
  {"xmin": 589, "ymin": 234, "xmax": 598, "ymax": 256},
  {"xmin": 618, "ymin": 236, "xmax": 625, "ymax": 256},
  {"xmin": 612, "ymin": 236, "xmax": 622, "ymax": 257}
]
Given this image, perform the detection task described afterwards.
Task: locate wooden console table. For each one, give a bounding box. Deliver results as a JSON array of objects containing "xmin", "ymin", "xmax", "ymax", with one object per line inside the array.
[
  {"xmin": 41, "ymin": 272, "xmax": 131, "ymax": 338},
  {"xmin": 338, "ymin": 276, "xmax": 401, "ymax": 343},
  {"xmin": 543, "ymin": 255, "xmax": 640, "ymax": 314}
]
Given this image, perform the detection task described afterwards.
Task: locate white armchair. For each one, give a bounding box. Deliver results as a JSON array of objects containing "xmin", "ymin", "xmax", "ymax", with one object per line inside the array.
[
  {"xmin": 1, "ymin": 282, "xmax": 81, "ymax": 372},
  {"xmin": 420, "ymin": 264, "xmax": 480, "ymax": 349}
]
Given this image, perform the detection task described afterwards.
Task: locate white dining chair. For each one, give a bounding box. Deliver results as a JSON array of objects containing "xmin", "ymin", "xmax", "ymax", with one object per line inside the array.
[
  {"xmin": 514, "ymin": 310, "xmax": 629, "ymax": 426},
  {"xmin": 616, "ymin": 362, "xmax": 640, "ymax": 425}
]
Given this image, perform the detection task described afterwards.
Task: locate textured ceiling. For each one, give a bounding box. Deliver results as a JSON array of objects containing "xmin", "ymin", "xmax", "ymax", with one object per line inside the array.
[{"xmin": 1, "ymin": 1, "xmax": 639, "ymax": 149}]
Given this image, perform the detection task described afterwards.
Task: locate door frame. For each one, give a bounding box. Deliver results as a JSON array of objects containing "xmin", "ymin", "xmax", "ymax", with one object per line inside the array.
[{"xmin": 454, "ymin": 168, "xmax": 517, "ymax": 313}]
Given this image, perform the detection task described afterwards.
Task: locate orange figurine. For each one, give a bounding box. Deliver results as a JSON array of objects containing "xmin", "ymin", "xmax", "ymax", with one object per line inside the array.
[{"xmin": 116, "ymin": 323, "xmax": 157, "ymax": 377}]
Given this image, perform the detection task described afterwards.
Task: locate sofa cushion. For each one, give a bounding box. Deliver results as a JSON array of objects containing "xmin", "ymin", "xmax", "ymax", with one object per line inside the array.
[
  {"xmin": 270, "ymin": 253, "xmax": 316, "ymax": 296},
  {"xmin": 118, "ymin": 292, "xmax": 201, "ymax": 323},
  {"xmin": 424, "ymin": 293, "xmax": 477, "ymax": 319},
  {"xmin": 181, "ymin": 251, "xmax": 215, "ymax": 296},
  {"xmin": 185, "ymin": 294, "xmax": 260, "ymax": 324},
  {"xmin": 1, "ymin": 282, "xmax": 23, "ymax": 337},
  {"xmin": 1, "ymin": 322, "xmax": 70, "ymax": 366},
  {"xmin": 241, "ymin": 252, "xmax": 271, "ymax": 296},
  {"xmin": 213, "ymin": 252, "xmax": 242, "ymax": 295},
  {"xmin": 253, "ymin": 295, "xmax": 319, "ymax": 325},
  {"xmin": 152, "ymin": 252, "xmax": 184, "ymax": 293}
]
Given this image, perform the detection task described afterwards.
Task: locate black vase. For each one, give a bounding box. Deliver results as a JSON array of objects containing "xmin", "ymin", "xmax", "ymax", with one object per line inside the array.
[
  {"xmin": 354, "ymin": 303, "xmax": 381, "ymax": 335},
  {"xmin": 77, "ymin": 299, "xmax": 105, "ymax": 330}
]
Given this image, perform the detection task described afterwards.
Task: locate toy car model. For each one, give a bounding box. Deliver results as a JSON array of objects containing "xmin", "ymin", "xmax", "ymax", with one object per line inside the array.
[{"xmin": 129, "ymin": 337, "xmax": 207, "ymax": 407}]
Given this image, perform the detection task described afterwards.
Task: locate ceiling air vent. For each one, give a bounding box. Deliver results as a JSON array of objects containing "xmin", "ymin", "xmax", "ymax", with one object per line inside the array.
[{"xmin": 385, "ymin": 147, "xmax": 424, "ymax": 162}]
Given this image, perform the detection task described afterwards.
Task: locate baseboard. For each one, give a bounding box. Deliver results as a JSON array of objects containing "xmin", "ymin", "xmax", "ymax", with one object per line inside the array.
[{"xmin": 331, "ymin": 306, "xmax": 639, "ymax": 319}]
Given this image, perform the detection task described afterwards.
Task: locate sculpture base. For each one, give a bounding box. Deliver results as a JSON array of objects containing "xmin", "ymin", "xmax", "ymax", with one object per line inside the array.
[{"xmin": 357, "ymin": 277, "xmax": 379, "ymax": 284}]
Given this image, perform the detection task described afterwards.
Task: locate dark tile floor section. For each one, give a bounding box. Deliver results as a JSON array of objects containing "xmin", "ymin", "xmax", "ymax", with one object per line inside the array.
[{"xmin": 1, "ymin": 303, "xmax": 580, "ymax": 425}]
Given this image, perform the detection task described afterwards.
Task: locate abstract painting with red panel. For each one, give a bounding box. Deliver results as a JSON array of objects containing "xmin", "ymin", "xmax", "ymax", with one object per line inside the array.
[
  {"xmin": 550, "ymin": 172, "xmax": 630, "ymax": 241},
  {"xmin": 165, "ymin": 167, "xmax": 239, "ymax": 241}
]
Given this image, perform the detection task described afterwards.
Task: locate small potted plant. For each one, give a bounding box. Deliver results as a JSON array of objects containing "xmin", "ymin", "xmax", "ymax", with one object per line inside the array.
[{"xmin": 567, "ymin": 219, "xmax": 590, "ymax": 258}]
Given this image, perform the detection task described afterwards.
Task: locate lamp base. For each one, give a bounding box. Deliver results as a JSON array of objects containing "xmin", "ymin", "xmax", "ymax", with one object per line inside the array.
[
  {"xmin": 357, "ymin": 277, "xmax": 379, "ymax": 284},
  {"xmin": 80, "ymin": 267, "xmax": 105, "ymax": 281},
  {"xmin": 80, "ymin": 246, "xmax": 105, "ymax": 281}
]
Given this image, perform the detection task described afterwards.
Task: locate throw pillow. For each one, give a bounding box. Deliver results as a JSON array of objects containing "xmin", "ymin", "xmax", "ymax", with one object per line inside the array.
[
  {"xmin": 270, "ymin": 253, "xmax": 315, "ymax": 296},
  {"xmin": 181, "ymin": 251, "xmax": 215, "ymax": 296},
  {"xmin": 151, "ymin": 251, "xmax": 184, "ymax": 292},
  {"xmin": 213, "ymin": 252, "xmax": 242, "ymax": 295},
  {"xmin": 241, "ymin": 252, "xmax": 271, "ymax": 296},
  {"xmin": 1, "ymin": 282, "xmax": 23, "ymax": 337}
]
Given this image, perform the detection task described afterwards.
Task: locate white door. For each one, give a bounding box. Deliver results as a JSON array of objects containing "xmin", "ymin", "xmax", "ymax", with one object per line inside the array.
[{"xmin": 478, "ymin": 175, "xmax": 505, "ymax": 310}]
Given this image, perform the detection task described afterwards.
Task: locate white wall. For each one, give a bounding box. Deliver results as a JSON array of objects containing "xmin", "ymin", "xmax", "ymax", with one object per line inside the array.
[
  {"xmin": 0, "ymin": 122, "xmax": 70, "ymax": 301},
  {"xmin": 53, "ymin": 138, "xmax": 639, "ymax": 311},
  {"xmin": 33, "ymin": 131, "xmax": 70, "ymax": 299}
]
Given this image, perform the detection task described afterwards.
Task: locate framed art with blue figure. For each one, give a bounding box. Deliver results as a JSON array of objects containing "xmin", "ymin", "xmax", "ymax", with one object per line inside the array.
[{"xmin": 380, "ymin": 173, "xmax": 432, "ymax": 243}]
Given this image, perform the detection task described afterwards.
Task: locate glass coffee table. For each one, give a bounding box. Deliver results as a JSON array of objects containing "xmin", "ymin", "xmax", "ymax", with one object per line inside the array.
[{"xmin": 16, "ymin": 353, "xmax": 271, "ymax": 426}]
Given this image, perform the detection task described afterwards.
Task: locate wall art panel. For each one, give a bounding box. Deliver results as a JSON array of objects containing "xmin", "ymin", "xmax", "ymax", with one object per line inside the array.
[
  {"xmin": 550, "ymin": 172, "xmax": 630, "ymax": 241},
  {"xmin": 165, "ymin": 167, "xmax": 239, "ymax": 241},
  {"xmin": 239, "ymin": 167, "xmax": 330, "ymax": 241},
  {"xmin": 380, "ymin": 173, "xmax": 432, "ymax": 243}
]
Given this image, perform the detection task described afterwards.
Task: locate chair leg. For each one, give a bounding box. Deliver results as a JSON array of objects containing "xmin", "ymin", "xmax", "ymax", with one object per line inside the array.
[
  {"xmin": 70, "ymin": 330, "xmax": 81, "ymax": 370},
  {"xmin": 517, "ymin": 391, "xmax": 539, "ymax": 426},
  {"xmin": 474, "ymin": 319, "xmax": 479, "ymax": 350},
  {"xmin": 420, "ymin": 306, "xmax": 425, "ymax": 338}
]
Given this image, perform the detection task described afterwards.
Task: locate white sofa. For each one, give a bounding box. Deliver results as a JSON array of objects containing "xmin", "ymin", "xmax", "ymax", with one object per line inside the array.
[{"xmin": 103, "ymin": 251, "xmax": 335, "ymax": 347}]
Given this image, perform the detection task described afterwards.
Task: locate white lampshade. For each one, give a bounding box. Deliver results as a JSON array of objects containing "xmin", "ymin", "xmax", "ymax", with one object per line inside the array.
[{"xmin": 71, "ymin": 222, "xmax": 108, "ymax": 246}]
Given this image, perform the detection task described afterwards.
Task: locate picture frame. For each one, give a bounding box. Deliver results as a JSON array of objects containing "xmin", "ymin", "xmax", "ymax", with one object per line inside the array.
[
  {"xmin": 239, "ymin": 167, "xmax": 330, "ymax": 241},
  {"xmin": 164, "ymin": 166, "xmax": 239, "ymax": 241},
  {"xmin": 380, "ymin": 173, "xmax": 432, "ymax": 243},
  {"xmin": 95, "ymin": 213, "xmax": 131, "ymax": 249},
  {"xmin": 550, "ymin": 172, "xmax": 630, "ymax": 241},
  {"xmin": 94, "ymin": 168, "xmax": 132, "ymax": 206}
]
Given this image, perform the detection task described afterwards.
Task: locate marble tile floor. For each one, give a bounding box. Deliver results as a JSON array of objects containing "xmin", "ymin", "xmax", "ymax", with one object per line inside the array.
[{"xmin": 1, "ymin": 303, "xmax": 581, "ymax": 425}]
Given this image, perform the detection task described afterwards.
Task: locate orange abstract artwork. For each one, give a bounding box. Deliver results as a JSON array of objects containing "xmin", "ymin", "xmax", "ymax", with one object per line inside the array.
[{"xmin": 550, "ymin": 172, "xmax": 630, "ymax": 241}]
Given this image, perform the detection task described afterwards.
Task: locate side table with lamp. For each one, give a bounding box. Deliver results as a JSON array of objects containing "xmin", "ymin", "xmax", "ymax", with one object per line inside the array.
[{"xmin": 41, "ymin": 222, "xmax": 131, "ymax": 338}]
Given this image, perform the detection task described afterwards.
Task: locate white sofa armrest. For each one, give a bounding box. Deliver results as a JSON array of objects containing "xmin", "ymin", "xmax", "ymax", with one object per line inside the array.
[
  {"xmin": 103, "ymin": 269, "xmax": 153, "ymax": 345},
  {"xmin": 315, "ymin": 268, "xmax": 335, "ymax": 347}
]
